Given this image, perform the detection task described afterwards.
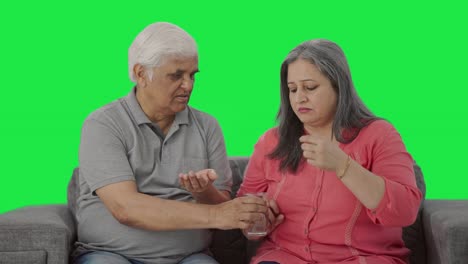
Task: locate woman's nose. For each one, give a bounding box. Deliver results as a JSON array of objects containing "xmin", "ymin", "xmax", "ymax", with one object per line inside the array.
[{"xmin": 294, "ymin": 89, "xmax": 307, "ymax": 103}]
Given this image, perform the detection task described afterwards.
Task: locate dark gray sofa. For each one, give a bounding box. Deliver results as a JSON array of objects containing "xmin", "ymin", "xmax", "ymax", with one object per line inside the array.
[{"xmin": 1, "ymin": 157, "xmax": 467, "ymax": 264}]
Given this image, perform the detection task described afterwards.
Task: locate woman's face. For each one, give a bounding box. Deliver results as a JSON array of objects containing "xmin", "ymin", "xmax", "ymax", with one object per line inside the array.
[{"xmin": 287, "ymin": 59, "xmax": 337, "ymax": 129}]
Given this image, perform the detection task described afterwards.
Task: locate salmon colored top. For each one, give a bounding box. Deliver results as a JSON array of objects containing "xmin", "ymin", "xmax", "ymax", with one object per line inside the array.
[{"xmin": 238, "ymin": 120, "xmax": 422, "ymax": 264}]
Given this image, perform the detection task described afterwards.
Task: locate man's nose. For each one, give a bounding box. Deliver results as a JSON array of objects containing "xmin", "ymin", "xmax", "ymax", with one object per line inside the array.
[{"xmin": 180, "ymin": 77, "xmax": 194, "ymax": 92}]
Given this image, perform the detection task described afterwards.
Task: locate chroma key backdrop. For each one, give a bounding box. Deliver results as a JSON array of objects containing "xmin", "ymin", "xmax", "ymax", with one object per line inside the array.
[{"xmin": 1, "ymin": 0, "xmax": 467, "ymax": 213}]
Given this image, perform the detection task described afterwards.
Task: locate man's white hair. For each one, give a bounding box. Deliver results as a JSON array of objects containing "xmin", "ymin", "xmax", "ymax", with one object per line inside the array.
[{"xmin": 128, "ymin": 22, "xmax": 198, "ymax": 82}]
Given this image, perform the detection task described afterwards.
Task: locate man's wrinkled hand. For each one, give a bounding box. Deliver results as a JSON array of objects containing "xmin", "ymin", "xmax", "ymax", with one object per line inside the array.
[
  {"xmin": 179, "ymin": 169, "xmax": 218, "ymax": 193},
  {"xmin": 212, "ymin": 195, "xmax": 268, "ymax": 230},
  {"xmin": 245, "ymin": 197, "xmax": 284, "ymax": 240}
]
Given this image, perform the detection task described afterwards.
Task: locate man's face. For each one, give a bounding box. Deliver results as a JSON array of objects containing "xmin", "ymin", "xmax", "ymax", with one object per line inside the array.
[{"xmin": 139, "ymin": 56, "xmax": 199, "ymax": 115}]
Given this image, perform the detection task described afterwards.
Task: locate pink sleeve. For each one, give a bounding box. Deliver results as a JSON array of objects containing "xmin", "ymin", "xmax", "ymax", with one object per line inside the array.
[
  {"xmin": 365, "ymin": 122, "xmax": 423, "ymax": 227},
  {"xmin": 237, "ymin": 134, "xmax": 269, "ymax": 197}
]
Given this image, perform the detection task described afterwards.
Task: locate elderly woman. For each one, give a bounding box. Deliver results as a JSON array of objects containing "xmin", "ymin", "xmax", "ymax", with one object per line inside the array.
[
  {"xmin": 238, "ymin": 40, "xmax": 422, "ymax": 264},
  {"xmin": 72, "ymin": 22, "xmax": 267, "ymax": 264}
]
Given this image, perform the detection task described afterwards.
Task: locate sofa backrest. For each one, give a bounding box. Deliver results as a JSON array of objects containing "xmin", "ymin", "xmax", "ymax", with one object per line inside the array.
[{"xmin": 67, "ymin": 168, "xmax": 79, "ymax": 224}]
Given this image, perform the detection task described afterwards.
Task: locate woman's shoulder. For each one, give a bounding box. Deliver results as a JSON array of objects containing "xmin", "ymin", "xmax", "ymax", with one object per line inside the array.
[
  {"xmin": 353, "ymin": 119, "xmax": 401, "ymax": 146},
  {"xmin": 255, "ymin": 127, "xmax": 278, "ymax": 156},
  {"xmin": 259, "ymin": 127, "xmax": 280, "ymax": 142},
  {"xmin": 253, "ymin": 127, "xmax": 280, "ymax": 151},
  {"xmin": 361, "ymin": 119, "xmax": 397, "ymax": 135}
]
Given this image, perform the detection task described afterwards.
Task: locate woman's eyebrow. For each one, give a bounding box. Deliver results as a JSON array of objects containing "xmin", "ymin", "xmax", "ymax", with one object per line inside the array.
[{"xmin": 288, "ymin": 79, "xmax": 317, "ymax": 84}]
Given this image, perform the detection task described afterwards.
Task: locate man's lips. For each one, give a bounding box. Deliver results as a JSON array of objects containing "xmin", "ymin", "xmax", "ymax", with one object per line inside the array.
[{"xmin": 175, "ymin": 95, "xmax": 189, "ymax": 103}]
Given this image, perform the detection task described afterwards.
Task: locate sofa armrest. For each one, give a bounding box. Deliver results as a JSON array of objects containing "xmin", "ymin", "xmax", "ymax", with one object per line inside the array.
[
  {"xmin": 0, "ymin": 205, "xmax": 76, "ymax": 264},
  {"xmin": 423, "ymin": 200, "xmax": 468, "ymax": 264}
]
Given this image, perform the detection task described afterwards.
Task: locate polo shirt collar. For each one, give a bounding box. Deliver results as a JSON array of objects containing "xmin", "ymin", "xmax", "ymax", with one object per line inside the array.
[
  {"xmin": 125, "ymin": 87, "xmax": 190, "ymax": 126},
  {"xmin": 125, "ymin": 87, "xmax": 152, "ymax": 125},
  {"xmin": 174, "ymin": 106, "xmax": 189, "ymax": 126}
]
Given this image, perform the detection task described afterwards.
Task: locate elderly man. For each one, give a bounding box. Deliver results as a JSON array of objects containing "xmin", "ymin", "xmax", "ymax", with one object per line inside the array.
[{"xmin": 71, "ymin": 22, "xmax": 267, "ymax": 264}]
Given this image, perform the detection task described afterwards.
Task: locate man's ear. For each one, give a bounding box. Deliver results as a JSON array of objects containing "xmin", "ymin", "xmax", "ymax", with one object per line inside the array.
[{"xmin": 134, "ymin": 64, "xmax": 147, "ymax": 87}]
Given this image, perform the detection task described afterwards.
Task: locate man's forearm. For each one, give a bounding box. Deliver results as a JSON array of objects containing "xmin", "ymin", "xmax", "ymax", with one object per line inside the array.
[
  {"xmin": 120, "ymin": 192, "xmax": 219, "ymax": 231},
  {"xmin": 191, "ymin": 185, "xmax": 230, "ymax": 204}
]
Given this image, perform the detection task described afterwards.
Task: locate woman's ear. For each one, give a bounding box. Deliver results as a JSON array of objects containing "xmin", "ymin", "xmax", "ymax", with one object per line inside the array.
[{"xmin": 134, "ymin": 64, "xmax": 147, "ymax": 87}]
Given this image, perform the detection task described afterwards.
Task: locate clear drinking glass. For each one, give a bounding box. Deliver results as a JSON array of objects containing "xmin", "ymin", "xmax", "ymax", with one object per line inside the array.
[{"xmin": 244, "ymin": 192, "xmax": 268, "ymax": 236}]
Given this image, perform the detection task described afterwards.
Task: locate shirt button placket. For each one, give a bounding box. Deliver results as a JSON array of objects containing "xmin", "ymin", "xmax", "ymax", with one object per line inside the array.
[{"xmin": 161, "ymin": 140, "xmax": 170, "ymax": 162}]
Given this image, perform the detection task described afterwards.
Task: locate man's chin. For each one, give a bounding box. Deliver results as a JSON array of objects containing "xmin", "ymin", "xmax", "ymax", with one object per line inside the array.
[{"xmin": 173, "ymin": 104, "xmax": 188, "ymax": 113}]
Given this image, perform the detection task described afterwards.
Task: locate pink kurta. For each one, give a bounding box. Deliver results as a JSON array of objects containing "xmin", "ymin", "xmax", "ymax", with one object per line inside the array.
[{"xmin": 237, "ymin": 120, "xmax": 422, "ymax": 264}]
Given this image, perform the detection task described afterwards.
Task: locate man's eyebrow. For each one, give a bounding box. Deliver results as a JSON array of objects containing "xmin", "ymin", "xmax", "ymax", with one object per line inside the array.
[{"xmin": 169, "ymin": 69, "xmax": 199, "ymax": 75}]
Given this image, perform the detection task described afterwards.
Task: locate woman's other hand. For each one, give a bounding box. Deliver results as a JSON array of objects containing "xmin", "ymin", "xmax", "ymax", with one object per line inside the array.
[{"xmin": 299, "ymin": 135, "xmax": 348, "ymax": 173}]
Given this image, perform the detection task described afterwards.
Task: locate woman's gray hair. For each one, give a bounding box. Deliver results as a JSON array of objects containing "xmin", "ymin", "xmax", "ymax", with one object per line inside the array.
[
  {"xmin": 128, "ymin": 22, "xmax": 198, "ymax": 82},
  {"xmin": 269, "ymin": 39, "xmax": 379, "ymax": 172}
]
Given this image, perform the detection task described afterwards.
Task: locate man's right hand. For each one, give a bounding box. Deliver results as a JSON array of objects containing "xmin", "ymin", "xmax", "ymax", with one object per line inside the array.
[
  {"xmin": 211, "ymin": 195, "xmax": 268, "ymax": 230},
  {"xmin": 242, "ymin": 198, "xmax": 284, "ymax": 240}
]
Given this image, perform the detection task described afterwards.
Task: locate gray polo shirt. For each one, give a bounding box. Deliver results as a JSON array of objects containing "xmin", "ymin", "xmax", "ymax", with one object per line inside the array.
[{"xmin": 75, "ymin": 87, "xmax": 232, "ymax": 264}]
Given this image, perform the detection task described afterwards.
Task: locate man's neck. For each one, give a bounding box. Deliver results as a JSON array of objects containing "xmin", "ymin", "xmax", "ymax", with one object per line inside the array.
[{"xmin": 136, "ymin": 88, "xmax": 175, "ymax": 135}]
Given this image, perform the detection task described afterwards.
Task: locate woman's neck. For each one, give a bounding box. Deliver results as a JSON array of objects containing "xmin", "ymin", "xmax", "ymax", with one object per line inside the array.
[{"xmin": 304, "ymin": 122, "xmax": 334, "ymax": 139}]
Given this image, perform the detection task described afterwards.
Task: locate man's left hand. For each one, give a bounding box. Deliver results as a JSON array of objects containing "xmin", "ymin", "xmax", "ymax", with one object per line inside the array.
[{"xmin": 179, "ymin": 169, "xmax": 218, "ymax": 193}]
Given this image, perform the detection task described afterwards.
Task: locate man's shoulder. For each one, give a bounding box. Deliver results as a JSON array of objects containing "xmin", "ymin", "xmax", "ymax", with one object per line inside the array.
[
  {"xmin": 85, "ymin": 99, "xmax": 126, "ymax": 125},
  {"xmin": 187, "ymin": 106, "xmax": 219, "ymax": 126}
]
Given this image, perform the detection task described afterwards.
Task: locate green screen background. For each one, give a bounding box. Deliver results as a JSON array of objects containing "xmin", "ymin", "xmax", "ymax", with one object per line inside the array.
[{"xmin": 1, "ymin": 1, "xmax": 467, "ymax": 213}]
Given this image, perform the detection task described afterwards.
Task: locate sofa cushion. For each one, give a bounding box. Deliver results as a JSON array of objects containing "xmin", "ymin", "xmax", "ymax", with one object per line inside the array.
[
  {"xmin": 0, "ymin": 205, "xmax": 75, "ymax": 264},
  {"xmin": 423, "ymin": 200, "xmax": 468, "ymax": 264},
  {"xmin": 0, "ymin": 250, "xmax": 46, "ymax": 264}
]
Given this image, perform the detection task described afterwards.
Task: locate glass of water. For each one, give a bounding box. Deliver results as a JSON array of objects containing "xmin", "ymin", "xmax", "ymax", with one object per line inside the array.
[{"xmin": 244, "ymin": 192, "xmax": 268, "ymax": 236}]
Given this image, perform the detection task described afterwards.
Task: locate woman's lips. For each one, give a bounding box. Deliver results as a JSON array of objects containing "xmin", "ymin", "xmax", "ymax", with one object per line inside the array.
[{"xmin": 298, "ymin": 107, "xmax": 312, "ymax": 113}]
